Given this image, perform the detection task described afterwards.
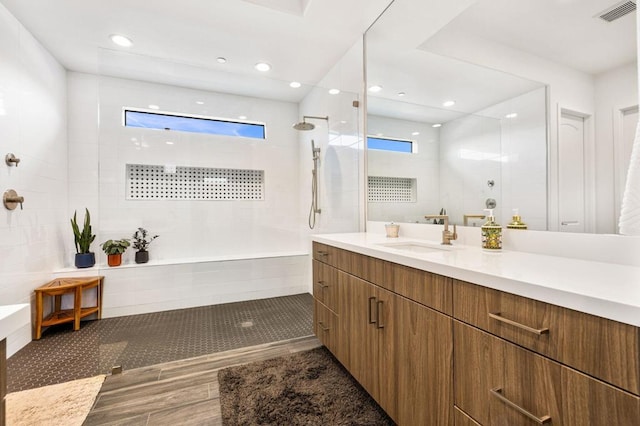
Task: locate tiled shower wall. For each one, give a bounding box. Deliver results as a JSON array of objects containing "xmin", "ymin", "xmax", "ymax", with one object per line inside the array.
[
  {"xmin": 65, "ymin": 72, "xmax": 311, "ymax": 317},
  {"xmin": 0, "ymin": 3, "xmax": 68, "ymax": 355}
]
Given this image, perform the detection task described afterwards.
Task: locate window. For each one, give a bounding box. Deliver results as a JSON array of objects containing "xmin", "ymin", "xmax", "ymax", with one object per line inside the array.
[
  {"xmin": 367, "ymin": 136, "xmax": 413, "ymax": 153},
  {"xmin": 124, "ymin": 109, "xmax": 266, "ymax": 139}
]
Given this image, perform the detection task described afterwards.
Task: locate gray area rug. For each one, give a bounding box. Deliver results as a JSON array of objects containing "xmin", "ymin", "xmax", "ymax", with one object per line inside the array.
[{"xmin": 218, "ymin": 346, "xmax": 395, "ymax": 425}]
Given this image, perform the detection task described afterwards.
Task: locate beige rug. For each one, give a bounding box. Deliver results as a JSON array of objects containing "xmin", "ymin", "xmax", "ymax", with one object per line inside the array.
[{"xmin": 6, "ymin": 375, "xmax": 105, "ymax": 426}]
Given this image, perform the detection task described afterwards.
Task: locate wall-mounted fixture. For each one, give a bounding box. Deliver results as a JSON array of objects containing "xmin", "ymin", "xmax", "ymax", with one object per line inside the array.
[
  {"xmin": 5, "ymin": 153, "xmax": 20, "ymax": 167},
  {"xmin": 3, "ymin": 189, "xmax": 24, "ymax": 210}
]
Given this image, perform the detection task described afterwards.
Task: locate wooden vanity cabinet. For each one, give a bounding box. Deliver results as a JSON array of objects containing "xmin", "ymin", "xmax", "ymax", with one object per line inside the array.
[
  {"xmin": 454, "ymin": 320, "xmax": 640, "ymax": 426},
  {"xmin": 312, "ymin": 240, "xmax": 640, "ymax": 425},
  {"xmin": 312, "ymin": 242, "xmax": 453, "ymax": 425}
]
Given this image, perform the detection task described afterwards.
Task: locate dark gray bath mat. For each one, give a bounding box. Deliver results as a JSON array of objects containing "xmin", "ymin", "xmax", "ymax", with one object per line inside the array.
[{"xmin": 218, "ymin": 346, "xmax": 395, "ymax": 425}]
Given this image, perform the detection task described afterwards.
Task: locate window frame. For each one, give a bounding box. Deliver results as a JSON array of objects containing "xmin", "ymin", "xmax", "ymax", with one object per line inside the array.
[{"xmin": 123, "ymin": 107, "xmax": 267, "ymax": 140}]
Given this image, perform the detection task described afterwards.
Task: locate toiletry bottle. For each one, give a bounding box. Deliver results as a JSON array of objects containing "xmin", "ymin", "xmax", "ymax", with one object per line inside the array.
[
  {"xmin": 481, "ymin": 209, "xmax": 502, "ymax": 250},
  {"xmin": 507, "ymin": 208, "xmax": 528, "ymax": 230}
]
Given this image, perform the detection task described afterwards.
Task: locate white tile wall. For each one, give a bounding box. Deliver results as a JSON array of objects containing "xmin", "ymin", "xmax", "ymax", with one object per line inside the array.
[{"xmin": 0, "ymin": 3, "xmax": 68, "ymax": 356}]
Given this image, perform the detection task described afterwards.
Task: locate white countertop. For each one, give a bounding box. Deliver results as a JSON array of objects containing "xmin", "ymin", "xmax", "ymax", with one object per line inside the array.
[
  {"xmin": 312, "ymin": 233, "xmax": 640, "ymax": 327},
  {"xmin": 0, "ymin": 303, "xmax": 30, "ymax": 341}
]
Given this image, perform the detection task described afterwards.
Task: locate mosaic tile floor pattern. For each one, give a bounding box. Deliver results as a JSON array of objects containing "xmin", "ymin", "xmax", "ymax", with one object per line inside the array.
[{"xmin": 7, "ymin": 293, "xmax": 313, "ymax": 392}]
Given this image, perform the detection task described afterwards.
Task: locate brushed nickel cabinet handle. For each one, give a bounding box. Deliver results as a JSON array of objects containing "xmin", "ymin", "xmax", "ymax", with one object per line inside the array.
[
  {"xmin": 318, "ymin": 321, "xmax": 330, "ymax": 332},
  {"xmin": 490, "ymin": 388, "xmax": 551, "ymax": 424},
  {"xmin": 376, "ymin": 301, "xmax": 385, "ymax": 329},
  {"xmin": 316, "ymin": 250, "xmax": 328, "ymax": 257},
  {"xmin": 368, "ymin": 297, "xmax": 377, "ymax": 324},
  {"xmin": 489, "ymin": 312, "xmax": 549, "ymax": 336},
  {"xmin": 317, "ymin": 281, "xmax": 329, "ymax": 289}
]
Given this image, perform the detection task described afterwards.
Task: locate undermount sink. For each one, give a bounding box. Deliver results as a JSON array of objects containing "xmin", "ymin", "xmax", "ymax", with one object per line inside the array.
[{"xmin": 376, "ymin": 241, "xmax": 455, "ymax": 254}]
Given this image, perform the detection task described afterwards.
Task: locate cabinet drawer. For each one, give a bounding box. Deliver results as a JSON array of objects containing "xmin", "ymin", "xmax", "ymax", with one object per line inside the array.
[
  {"xmin": 453, "ymin": 280, "xmax": 640, "ymax": 395},
  {"xmin": 454, "ymin": 321, "xmax": 640, "ymax": 426},
  {"xmin": 312, "ymin": 260, "xmax": 339, "ymax": 314},
  {"xmin": 384, "ymin": 262, "xmax": 452, "ymax": 315},
  {"xmin": 314, "ymin": 300, "xmax": 338, "ymax": 354}
]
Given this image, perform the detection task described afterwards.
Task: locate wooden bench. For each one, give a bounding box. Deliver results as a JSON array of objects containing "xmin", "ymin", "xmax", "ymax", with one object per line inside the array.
[{"xmin": 34, "ymin": 276, "xmax": 104, "ymax": 340}]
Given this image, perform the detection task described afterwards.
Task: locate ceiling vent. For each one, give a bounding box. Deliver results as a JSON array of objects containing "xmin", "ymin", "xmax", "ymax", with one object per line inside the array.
[{"xmin": 596, "ymin": 0, "xmax": 636, "ymax": 22}]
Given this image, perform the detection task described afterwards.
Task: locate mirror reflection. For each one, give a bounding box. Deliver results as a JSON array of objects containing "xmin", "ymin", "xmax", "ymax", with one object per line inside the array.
[{"xmin": 366, "ymin": 0, "xmax": 638, "ymax": 234}]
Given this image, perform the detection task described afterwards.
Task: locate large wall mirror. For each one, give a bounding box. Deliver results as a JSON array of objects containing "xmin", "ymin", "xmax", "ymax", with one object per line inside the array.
[{"xmin": 365, "ymin": 0, "xmax": 638, "ymax": 234}]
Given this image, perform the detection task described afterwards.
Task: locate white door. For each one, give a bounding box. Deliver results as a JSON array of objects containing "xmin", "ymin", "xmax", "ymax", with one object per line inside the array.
[
  {"xmin": 558, "ymin": 112, "xmax": 585, "ymax": 233},
  {"xmin": 615, "ymin": 106, "xmax": 639, "ymax": 231}
]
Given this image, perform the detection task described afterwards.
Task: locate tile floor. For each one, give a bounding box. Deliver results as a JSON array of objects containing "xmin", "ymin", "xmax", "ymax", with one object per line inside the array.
[{"xmin": 7, "ymin": 293, "xmax": 313, "ymax": 392}]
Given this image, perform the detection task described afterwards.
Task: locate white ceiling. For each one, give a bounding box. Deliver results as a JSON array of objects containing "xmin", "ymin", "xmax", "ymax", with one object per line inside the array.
[
  {"xmin": 1, "ymin": 0, "xmax": 636, "ymax": 113},
  {"xmin": 0, "ymin": 0, "xmax": 391, "ymax": 102}
]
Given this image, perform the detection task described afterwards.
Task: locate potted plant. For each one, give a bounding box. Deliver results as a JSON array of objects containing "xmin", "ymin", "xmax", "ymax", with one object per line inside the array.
[
  {"xmin": 132, "ymin": 227, "xmax": 159, "ymax": 264},
  {"xmin": 101, "ymin": 239, "xmax": 130, "ymax": 267},
  {"xmin": 71, "ymin": 208, "xmax": 96, "ymax": 268}
]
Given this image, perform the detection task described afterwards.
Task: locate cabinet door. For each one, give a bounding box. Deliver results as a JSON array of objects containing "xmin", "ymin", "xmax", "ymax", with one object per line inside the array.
[
  {"xmin": 314, "ymin": 299, "xmax": 337, "ymax": 353},
  {"xmin": 344, "ymin": 274, "xmax": 379, "ymax": 399},
  {"xmin": 373, "ymin": 285, "xmax": 397, "ymax": 421},
  {"xmin": 395, "ymin": 296, "xmax": 453, "ymax": 425}
]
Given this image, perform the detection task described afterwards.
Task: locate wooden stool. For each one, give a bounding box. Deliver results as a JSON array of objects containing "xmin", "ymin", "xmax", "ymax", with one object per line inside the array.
[{"xmin": 34, "ymin": 276, "xmax": 104, "ymax": 340}]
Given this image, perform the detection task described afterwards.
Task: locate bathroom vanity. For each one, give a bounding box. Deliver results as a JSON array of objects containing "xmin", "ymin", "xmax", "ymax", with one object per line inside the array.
[{"xmin": 311, "ymin": 233, "xmax": 640, "ymax": 425}]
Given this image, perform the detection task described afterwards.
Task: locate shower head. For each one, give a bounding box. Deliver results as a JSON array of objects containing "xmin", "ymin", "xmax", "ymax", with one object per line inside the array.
[
  {"xmin": 293, "ymin": 120, "xmax": 315, "ymax": 131},
  {"xmin": 292, "ymin": 115, "xmax": 329, "ymax": 131}
]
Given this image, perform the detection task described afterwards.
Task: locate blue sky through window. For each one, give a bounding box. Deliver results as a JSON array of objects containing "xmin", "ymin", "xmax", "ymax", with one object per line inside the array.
[
  {"xmin": 367, "ymin": 136, "xmax": 413, "ymax": 153},
  {"xmin": 124, "ymin": 110, "xmax": 265, "ymax": 139}
]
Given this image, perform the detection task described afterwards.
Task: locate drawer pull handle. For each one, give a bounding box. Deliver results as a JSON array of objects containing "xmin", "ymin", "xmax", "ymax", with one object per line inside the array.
[
  {"xmin": 368, "ymin": 297, "xmax": 377, "ymax": 324},
  {"xmin": 490, "ymin": 388, "xmax": 551, "ymax": 424},
  {"xmin": 316, "ymin": 251, "xmax": 328, "ymax": 257},
  {"xmin": 489, "ymin": 312, "xmax": 549, "ymax": 336},
  {"xmin": 376, "ymin": 301, "xmax": 385, "ymax": 329},
  {"xmin": 317, "ymin": 281, "xmax": 330, "ymax": 289},
  {"xmin": 318, "ymin": 321, "xmax": 330, "ymax": 332}
]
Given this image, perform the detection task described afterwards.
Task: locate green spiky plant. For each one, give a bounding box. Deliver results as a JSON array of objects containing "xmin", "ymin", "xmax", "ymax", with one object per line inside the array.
[{"xmin": 71, "ymin": 208, "xmax": 96, "ymax": 254}]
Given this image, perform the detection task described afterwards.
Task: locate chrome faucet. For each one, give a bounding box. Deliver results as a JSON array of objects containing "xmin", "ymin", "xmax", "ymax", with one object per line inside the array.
[{"xmin": 425, "ymin": 214, "xmax": 457, "ymax": 245}]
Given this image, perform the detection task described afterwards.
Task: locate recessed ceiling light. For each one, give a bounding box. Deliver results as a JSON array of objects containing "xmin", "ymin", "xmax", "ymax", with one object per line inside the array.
[
  {"xmin": 196, "ymin": 101, "xmax": 204, "ymax": 105},
  {"xmin": 238, "ymin": 115, "xmax": 247, "ymax": 120},
  {"xmin": 442, "ymin": 100, "xmax": 456, "ymax": 107},
  {"xmin": 368, "ymin": 85, "xmax": 383, "ymax": 93},
  {"xmin": 255, "ymin": 62, "xmax": 271, "ymax": 72},
  {"xmin": 397, "ymin": 92, "xmax": 406, "ymax": 97},
  {"xmin": 432, "ymin": 123, "xmax": 442, "ymax": 128},
  {"xmin": 412, "ymin": 131, "xmax": 420, "ymax": 136},
  {"xmin": 216, "ymin": 57, "xmax": 227, "ymax": 64},
  {"xmin": 148, "ymin": 104, "xmax": 159, "ymax": 110},
  {"xmin": 110, "ymin": 34, "xmax": 133, "ymax": 47},
  {"xmin": 289, "ymin": 81, "xmax": 302, "ymax": 88},
  {"xmin": 340, "ymin": 120, "xmax": 347, "ymax": 124},
  {"xmin": 166, "ymin": 141, "xmax": 174, "ymax": 145},
  {"xmin": 328, "ymin": 88, "xmax": 340, "ymax": 95},
  {"xmin": 505, "ymin": 113, "xmax": 518, "ymax": 119}
]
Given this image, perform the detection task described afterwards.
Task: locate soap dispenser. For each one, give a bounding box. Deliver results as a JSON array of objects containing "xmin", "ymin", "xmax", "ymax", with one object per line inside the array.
[
  {"xmin": 507, "ymin": 208, "xmax": 528, "ymax": 230},
  {"xmin": 481, "ymin": 209, "xmax": 502, "ymax": 250}
]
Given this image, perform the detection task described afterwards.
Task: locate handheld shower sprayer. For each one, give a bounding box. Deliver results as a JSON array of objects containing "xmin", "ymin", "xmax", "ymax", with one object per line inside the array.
[{"xmin": 309, "ymin": 139, "xmax": 321, "ymax": 229}]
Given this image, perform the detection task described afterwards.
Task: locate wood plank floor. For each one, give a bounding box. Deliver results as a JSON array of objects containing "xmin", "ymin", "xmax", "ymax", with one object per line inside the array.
[{"xmin": 84, "ymin": 335, "xmax": 321, "ymax": 425}]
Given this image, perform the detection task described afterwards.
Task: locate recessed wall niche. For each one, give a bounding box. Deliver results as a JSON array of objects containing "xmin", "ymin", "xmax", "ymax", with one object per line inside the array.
[{"xmin": 126, "ymin": 164, "xmax": 265, "ymax": 201}]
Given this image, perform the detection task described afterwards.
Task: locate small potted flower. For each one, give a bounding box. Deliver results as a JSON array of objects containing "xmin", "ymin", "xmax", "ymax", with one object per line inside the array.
[
  {"xmin": 101, "ymin": 239, "xmax": 130, "ymax": 267},
  {"xmin": 132, "ymin": 227, "xmax": 159, "ymax": 264}
]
